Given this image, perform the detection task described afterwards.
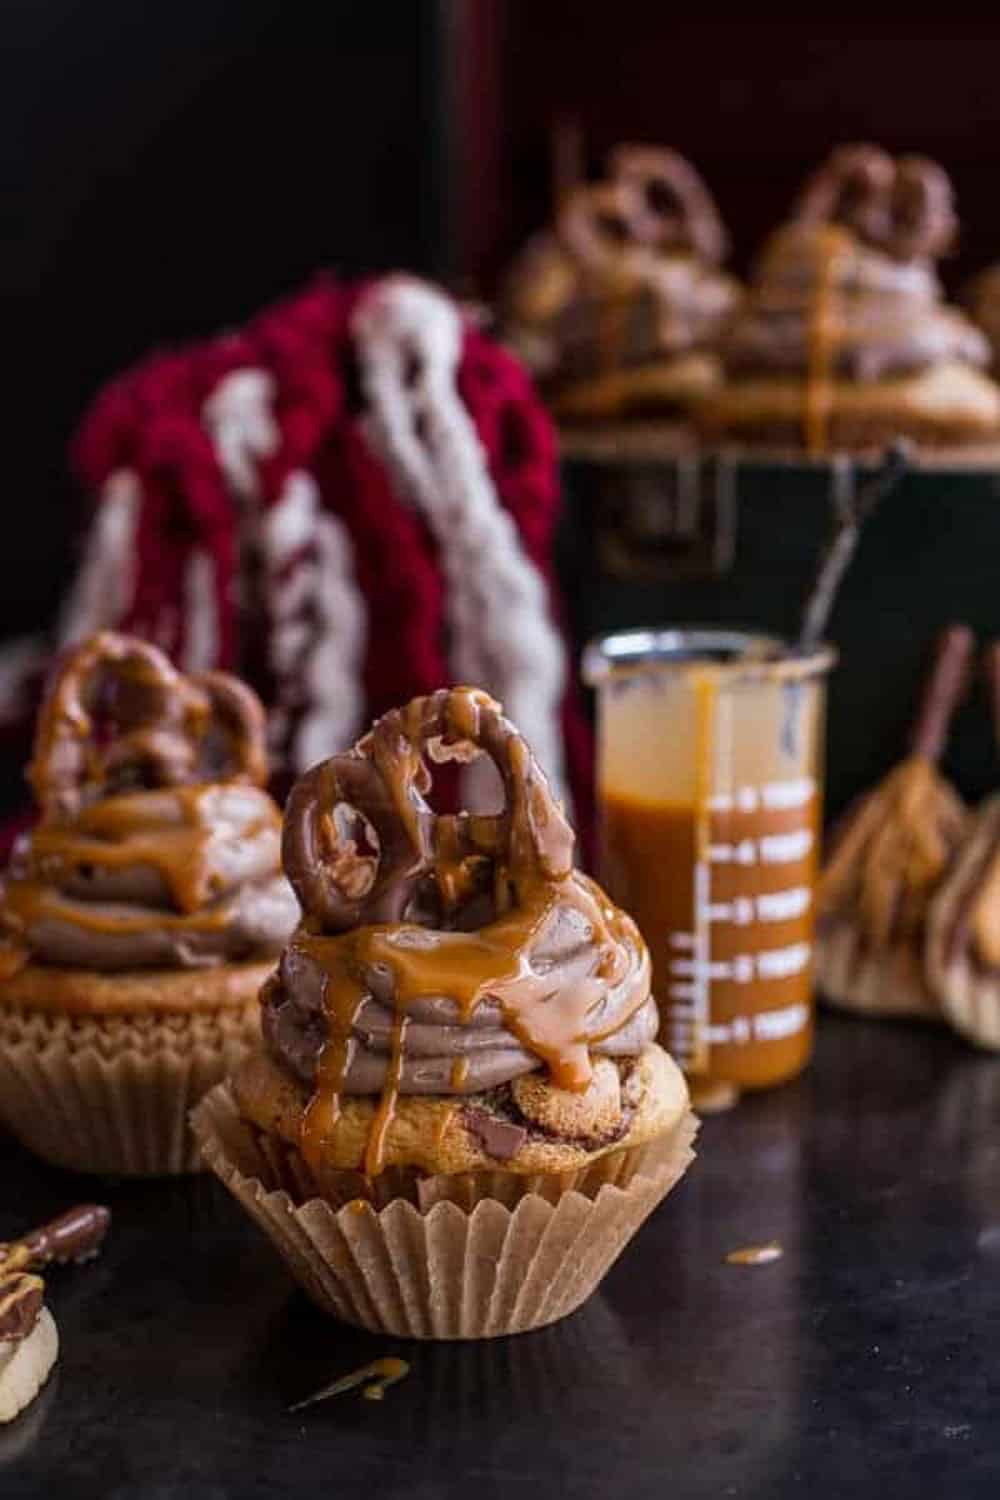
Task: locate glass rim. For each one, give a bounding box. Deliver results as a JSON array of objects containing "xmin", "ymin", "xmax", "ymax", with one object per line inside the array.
[{"xmin": 582, "ymin": 626, "xmax": 837, "ymax": 687}]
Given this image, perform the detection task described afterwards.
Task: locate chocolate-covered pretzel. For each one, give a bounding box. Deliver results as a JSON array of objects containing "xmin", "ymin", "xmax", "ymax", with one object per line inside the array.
[
  {"xmin": 29, "ymin": 633, "xmax": 268, "ymax": 820},
  {"xmin": 609, "ymin": 144, "xmax": 728, "ymax": 263},
  {"xmin": 282, "ymin": 686, "xmax": 575, "ymax": 932},
  {"xmin": 796, "ymin": 143, "xmax": 957, "ymax": 262},
  {"xmin": 556, "ymin": 180, "xmax": 648, "ymax": 275}
]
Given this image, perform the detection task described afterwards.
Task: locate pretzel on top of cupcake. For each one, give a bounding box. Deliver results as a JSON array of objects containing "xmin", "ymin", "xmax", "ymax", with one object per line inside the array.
[{"xmin": 502, "ymin": 144, "xmax": 741, "ymax": 422}]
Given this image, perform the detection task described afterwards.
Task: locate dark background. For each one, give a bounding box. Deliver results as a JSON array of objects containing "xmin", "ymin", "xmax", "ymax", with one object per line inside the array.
[
  {"xmin": 472, "ymin": 11, "xmax": 1000, "ymax": 290},
  {"xmin": 4, "ymin": 0, "xmax": 451, "ymax": 644},
  {"xmin": 6, "ymin": 3, "xmax": 1000, "ymax": 794}
]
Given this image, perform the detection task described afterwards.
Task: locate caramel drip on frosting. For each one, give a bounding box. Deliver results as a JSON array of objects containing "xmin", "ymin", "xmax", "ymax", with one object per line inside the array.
[
  {"xmin": 27, "ymin": 786, "xmax": 279, "ymax": 915},
  {"xmin": 364, "ymin": 1011, "xmax": 407, "ymax": 1178},
  {"xmin": 2, "ymin": 633, "xmax": 291, "ymax": 972},
  {"xmin": 4, "ymin": 785, "xmax": 280, "ymax": 940},
  {"xmin": 804, "ymin": 225, "xmax": 851, "ymax": 455},
  {"xmin": 298, "ymin": 871, "xmax": 648, "ymax": 1174}
]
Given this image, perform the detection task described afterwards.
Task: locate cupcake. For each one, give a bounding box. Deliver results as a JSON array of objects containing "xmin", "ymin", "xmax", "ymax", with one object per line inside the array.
[
  {"xmin": 926, "ymin": 645, "xmax": 1000, "ymax": 1047},
  {"xmin": 0, "ymin": 632, "xmax": 298, "ymax": 1175},
  {"xmin": 817, "ymin": 626, "xmax": 971, "ymax": 1018},
  {"xmin": 501, "ymin": 144, "xmax": 740, "ymax": 423},
  {"xmin": 702, "ymin": 144, "xmax": 1000, "ymax": 451},
  {"xmin": 194, "ymin": 686, "xmax": 696, "ymax": 1339}
]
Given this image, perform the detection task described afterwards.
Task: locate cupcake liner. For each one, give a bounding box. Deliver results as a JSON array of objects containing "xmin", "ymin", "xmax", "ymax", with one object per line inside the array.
[
  {"xmin": 191, "ymin": 1082, "xmax": 698, "ymax": 1340},
  {"xmin": 818, "ymin": 922, "xmax": 940, "ymax": 1021},
  {"xmin": 931, "ymin": 959, "xmax": 1000, "ymax": 1051},
  {"xmin": 0, "ymin": 1004, "xmax": 259, "ymax": 1176}
]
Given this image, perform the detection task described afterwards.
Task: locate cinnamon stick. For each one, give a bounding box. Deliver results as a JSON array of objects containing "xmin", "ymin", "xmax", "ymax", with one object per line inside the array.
[{"xmin": 909, "ymin": 625, "xmax": 974, "ymax": 763}]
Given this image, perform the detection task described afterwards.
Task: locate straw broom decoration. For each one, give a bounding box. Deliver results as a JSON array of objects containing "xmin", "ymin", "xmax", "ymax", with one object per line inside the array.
[{"xmin": 818, "ymin": 624, "xmax": 972, "ymax": 1018}]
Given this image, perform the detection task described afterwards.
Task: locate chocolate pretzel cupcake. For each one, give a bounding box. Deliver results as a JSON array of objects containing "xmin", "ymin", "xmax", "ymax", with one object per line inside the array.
[
  {"xmin": 703, "ymin": 144, "xmax": 1000, "ymax": 451},
  {"xmin": 502, "ymin": 145, "xmax": 740, "ymax": 422},
  {"xmin": 0, "ymin": 633, "xmax": 298, "ymax": 1175},
  {"xmin": 194, "ymin": 687, "xmax": 695, "ymax": 1339}
]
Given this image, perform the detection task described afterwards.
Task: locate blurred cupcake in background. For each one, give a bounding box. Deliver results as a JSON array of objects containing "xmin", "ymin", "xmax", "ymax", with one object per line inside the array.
[
  {"xmin": 703, "ymin": 144, "xmax": 1000, "ymax": 451},
  {"xmin": 501, "ymin": 144, "xmax": 741, "ymax": 423},
  {"xmin": 0, "ymin": 632, "xmax": 298, "ymax": 1175}
]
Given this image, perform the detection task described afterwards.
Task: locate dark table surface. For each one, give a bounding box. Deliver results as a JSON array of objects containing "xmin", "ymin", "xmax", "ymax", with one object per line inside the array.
[{"xmin": 2, "ymin": 1011, "xmax": 999, "ymax": 1500}]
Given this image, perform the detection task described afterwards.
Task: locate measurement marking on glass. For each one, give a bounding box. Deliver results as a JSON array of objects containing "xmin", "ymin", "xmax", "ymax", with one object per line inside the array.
[
  {"xmin": 706, "ymin": 888, "xmax": 811, "ymax": 925},
  {"xmin": 703, "ymin": 1003, "xmax": 810, "ymax": 1046},
  {"xmin": 709, "ymin": 830, "xmax": 813, "ymax": 865},
  {"xmin": 708, "ymin": 778, "xmax": 815, "ymax": 814},
  {"xmin": 670, "ymin": 943, "xmax": 812, "ymax": 984}
]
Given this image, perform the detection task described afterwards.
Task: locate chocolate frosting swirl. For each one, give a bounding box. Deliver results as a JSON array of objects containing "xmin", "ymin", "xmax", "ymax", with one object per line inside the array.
[
  {"xmin": 264, "ymin": 887, "xmax": 657, "ymax": 1095},
  {"xmin": 263, "ymin": 688, "xmax": 658, "ymax": 1145},
  {"xmin": 721, "ymin": 147, "xmax": 988, "ymax": 384},
  {"xmin": 1, "ymin": 633, "xmax": 297, "ymax": 971},
  {"xmin": 723, "ymin": 223, "xmax": 989, "ymax": 383},
  {"xmin": 502, "ymin": 144, "xmax": 739, "ymax": 384}
]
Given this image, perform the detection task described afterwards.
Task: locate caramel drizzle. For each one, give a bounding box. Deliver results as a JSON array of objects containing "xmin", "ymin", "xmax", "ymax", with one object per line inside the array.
[
  {"xmin": 299, "ymin": 871, "xmax": 647, "ymax": 1176},
  {"xmin": 725, "ymin": 1241, "xmax": 783, "ymax": 1266},
  {"xmin": 289, "ymin": 1357, "xmax": 410, "ymax": 1411},
  {"xmin": 364, "ymin": 1010, "xmax": 408, "ymax": 1179},
  {"xmin": 290, "ymin": 686, "xmax": 645, "ymax": 1178},
  {"xmin": 804, "ymin": 225, "xmax": 851, "ymax": 456},
  {"xmin": 3, "ymin": 783, "xmax": 281, "ymax": 947}
]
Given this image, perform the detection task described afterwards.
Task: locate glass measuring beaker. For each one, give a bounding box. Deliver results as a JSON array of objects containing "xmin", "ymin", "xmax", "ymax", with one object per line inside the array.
[{"xmin": 584, "ymin": 628, "xmax": 835, "ymax": 1096}]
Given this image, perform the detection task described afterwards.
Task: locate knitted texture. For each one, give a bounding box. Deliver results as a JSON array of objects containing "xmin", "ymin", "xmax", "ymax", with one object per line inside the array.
[{"xmin": 0, "ymin": 273, "xmax": 592, "ymax": 851}]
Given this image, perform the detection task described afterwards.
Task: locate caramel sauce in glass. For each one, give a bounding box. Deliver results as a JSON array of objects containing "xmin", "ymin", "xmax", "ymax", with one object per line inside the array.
[{"xmin": 586, "ymin": 631, "xmax": 833, "ymax": 1096}]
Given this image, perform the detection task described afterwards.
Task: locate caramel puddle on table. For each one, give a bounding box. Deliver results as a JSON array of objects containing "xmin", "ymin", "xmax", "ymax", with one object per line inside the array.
[
  {"xmin": 725, "ymin": 1241, "xmax": 783, "ymax": 1266},
  {"xmin": 289, "ymin": 1357, "xmax": 411, "ymax": 1411}
]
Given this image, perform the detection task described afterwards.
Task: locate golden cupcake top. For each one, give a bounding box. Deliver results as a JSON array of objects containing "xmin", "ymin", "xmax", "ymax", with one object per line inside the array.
[
  {"xmin": 0, "ymin": 632, "xmax": 297, "ymax": 974},
  {"xmin": 265, "ymin": 686, "xmax": 659, "ymax": 1175}
]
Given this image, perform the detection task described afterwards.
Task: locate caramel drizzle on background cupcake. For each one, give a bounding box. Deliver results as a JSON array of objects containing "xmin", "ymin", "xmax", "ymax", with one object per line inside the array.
[
  {"xmin": 746, "ymin": 144, "xmax": 963, "ymax": 453},
  {"xmin": 0, "ymin": 632, "xmax": 291, "ymax": 973},
  {"xmin": 281, "ymin": 687, "xmax": 653, "ymax": 1177},
  {"xmin": 505, "ymin": 143, "xmax": 737, "ymax": 390}
]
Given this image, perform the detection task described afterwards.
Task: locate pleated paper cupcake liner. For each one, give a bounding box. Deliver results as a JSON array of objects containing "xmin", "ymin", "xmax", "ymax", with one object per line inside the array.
[
  {"xmin": 191, "ymin": 1082, "xmax": 698, "ymax": 1340},
  {"xmin": 0, "ymin": 1004, "xmax": 259, "ymax": 1176},
  {"xmin": 932, "ymin": 958, "xmax": 1000, "ymax": 1051},
  {"xmin": 818, "ymin": 923, "xmax": 940, "ymax": 1021}
]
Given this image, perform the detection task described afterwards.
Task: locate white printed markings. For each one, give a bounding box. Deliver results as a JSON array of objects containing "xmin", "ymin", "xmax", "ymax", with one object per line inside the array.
[
  {"xmin": 709, "ymin": 829, "xmax": 813, "ymax": 866},
  {"xmin": 708, "ymin": 779, "xmax": 815, "ymax": 814},
  {"xmin": 669, "ymin": 942, "xmax": 811, "ymax": 987},
  {"xmin": 706, "ymin": 887, "xmax": 811, "ymax": 926},
  {"xmin": 702, "ymin": 1003, "xmax": 809, "ymax": 1046}
]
